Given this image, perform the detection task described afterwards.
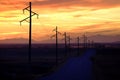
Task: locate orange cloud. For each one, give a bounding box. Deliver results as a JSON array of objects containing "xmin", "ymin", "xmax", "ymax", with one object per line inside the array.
[
  {"xmin": 1, "ymin": 0, "xmax": 120, "ymax": 12},
  {"xmin": 70, "ymin": 22, "xmax": 120, "ymax": 36},
  {"xmin": 0, "ymin": 0, "xmax": 120, "ymax": 42},
  {"xmin": 31, "ymin": 0, "xmax": 120, "ymax": 9}
]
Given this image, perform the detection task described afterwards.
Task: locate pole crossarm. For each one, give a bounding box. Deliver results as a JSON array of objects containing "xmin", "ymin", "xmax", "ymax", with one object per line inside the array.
[
  {"xmin": 61, "ymin": 32, "xmax": 67, "ymax": 41},
  {"xmin": 51, "ymin": 26, "xmax": 61, "ymax": 39},
  {"xmin": 23, "ymin": 8, "xmax": 39, "ymax": 17},
  {"xmin": 20, "ymin": 13, "xmax": 38, "ymax": 25},
  {"xmin": 23, "ymin": 6, "xmax": 30, "ymax": 13},
  {"xmin": 50, "ymin": 34, "xmax": 56, "ymax": 39},
  {"xmin": 20, "ymin": 4, "xmax": 39, "ymax": 26}
]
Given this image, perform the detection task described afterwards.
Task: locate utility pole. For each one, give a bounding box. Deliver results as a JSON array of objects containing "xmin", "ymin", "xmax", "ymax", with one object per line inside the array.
[
  {"xmin": 83, "ymin": 34, "xmax": 87, "ymax": 49},
  {"xmin": 68, "ymin": 35, "xmax": 71, "ymax": 49},
  {"xmin": 52, "ymin": 26, "xmax": 61, "ymax": 67},
  {"xmin": 85, "ymin": 36, "xmax": 88, "ymax": 48},
  {"xmin": 88, "ymin": 40, "xmax": 90, "ymax": 48},
  {"xmin": 20, "ymin": 2, "xmax": 39, "ymax": 64},
  {"xmin": 67, "ymin": 35, "xmax": 72, "ymax": 57},
  {"xmin": 91, "ymin": 40, "xmax": 94, "ymax": 48},
  {"xmin": 77, "ymin": 36, "xmax": 80, "ymax": 56},
  {"xmin": 56, "ymin": 26, "xmax": 58, "ymax": 67},
  {"xmin": 83, "ymin": 34, "xmax": 86, "ymax": 49},
  {"xmin": 63, "ymin": 32, "xmax": 67, "ymax": 57}
]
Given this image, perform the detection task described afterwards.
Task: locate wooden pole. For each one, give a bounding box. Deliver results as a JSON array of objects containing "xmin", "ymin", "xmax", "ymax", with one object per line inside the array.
[
  {"xmin": 29, "ymin": 2, "xmax": 32, "ymax": 64},
  {"xmin": 77, "ymin": 37, "xmax": 80, "ymax": 56},
  {"xmin": 56, "ymin": 26, "xmax": 58, "ymax": 66}
]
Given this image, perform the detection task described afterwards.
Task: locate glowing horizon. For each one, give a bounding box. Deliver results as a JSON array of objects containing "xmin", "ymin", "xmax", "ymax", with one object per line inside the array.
[{"xmin": 0, "ymin": 0, "xmax": 120, "ymax": 42}]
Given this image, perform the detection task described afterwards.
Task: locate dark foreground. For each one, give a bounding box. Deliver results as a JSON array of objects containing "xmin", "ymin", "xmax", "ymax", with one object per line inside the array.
[
  {"xmin": 0, "ymin": 44, "xmax": 83, "ymax": 80},
  {"xmin": 0, "ymin": 44, "xmax": 120, "ymax": 80},
  {"xmin": 92, "ymin": 48, "xmax": 120, "ymax": 80}
]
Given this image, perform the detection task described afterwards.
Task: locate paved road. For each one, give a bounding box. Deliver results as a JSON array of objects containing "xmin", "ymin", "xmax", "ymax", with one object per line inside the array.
[{"xmin": 36, "ymin": 49, "xmax": 96, "ymax": 80}]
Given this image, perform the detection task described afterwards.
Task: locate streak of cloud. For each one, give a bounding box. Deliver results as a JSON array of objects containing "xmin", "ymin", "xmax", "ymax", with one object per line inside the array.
[{"xmin": 0, "ymin": 32, "xmax": 27, "ymax": 35}]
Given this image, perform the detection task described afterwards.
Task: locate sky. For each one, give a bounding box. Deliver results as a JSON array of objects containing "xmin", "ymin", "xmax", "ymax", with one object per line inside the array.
[{"xmin": 0, "ymin": 0, "xmax": 120, "ymax": 42}]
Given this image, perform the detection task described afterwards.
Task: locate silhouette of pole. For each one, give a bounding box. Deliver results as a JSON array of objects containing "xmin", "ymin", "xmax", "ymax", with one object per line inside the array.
[
  {"xmin": 83, "ymin": 34, "xmax": 87, "ymax": 49},
  {"xmin": 20, "ymin": 2, "xmax": 38, "ymax": 64},
  {"xmin": 68, "ymin": 35, "xmax": 71, "ymax": 49},
  {"xmin": 88, "ymin": 40, "xmax": 90, "ymax": 48},
  {"xmin": 91, "ymin": 40, "xmax": 94, "ymax": 48},
  {"xmin": 77, "ymin": 37, "xmax": 80, "ymax": 56},
  {"xmin": 68, "ymin": 35, "xmax": 72, "ymax": 56},
  {"xmin": 52, "ymin": 26, "xmax": 61, "ymax": 66},
  {"xmin": 29, "ymin": 2, "xmax": 32, "ymax": 64},
  {"xmin": 63, "ymin": 32, "xmax": 67, "ymax": 57},
  {"xmin": 83, "ymin": 34, "xmax": 86, "ymax": 48},
  {"xmin": 56, "ymin": 26, "xmax": 58, "ymax": 66},
  {"xmin": 85, "ymin": 36, "xmax": 88, "ymax": 48}
]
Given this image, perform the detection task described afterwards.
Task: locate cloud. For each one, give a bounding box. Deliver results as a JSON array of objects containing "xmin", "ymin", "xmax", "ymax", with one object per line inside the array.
[
  {"xmin": 70, "ymin": 22, "xmax": 120, "ymax": 36},
  {"xmin": 0, "ymin": 16, "xmax": 17, "ymax": 18},
  {"xmin": 0, "ymin": 0, "xmax": 25, "ymax": 12},
  {"xmin": 73, "ymin": 14, "xmax": 83, "ymax": 18},
  {"xmin": 0, "ymin": 0, "xmax": 120, "ymax": 42},
  {"xmin": 1, "ymin": 0, "xmax": 120, "ymax": 12},
  {"xmin": 0, "ymin": 32, "xmax": 27, "ymax": 35},
  {"xmin": 32, "ymin": 0, "xmax": 120, "ymax": 9}
]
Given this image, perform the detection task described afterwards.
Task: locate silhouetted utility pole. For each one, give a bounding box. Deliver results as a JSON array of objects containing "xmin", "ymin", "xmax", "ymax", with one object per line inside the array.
[
  {"xmin": 88, "ymin": 40, "xmax": 90, "ymax": 48},
  {"xmin": 67, "ymin": 35, "xmax": 72, "ymax": 57},
  {"xmin": 56, "ymin": 26, "xmax": 58, "ymax": 67},
  {"xmin": 83, "ymin": 34, "xmax": 86, "ymax": 48},
  {"xmin": 91, "ymin": 40, "xmax": 94, "ymax": 48},
  {"xmin": 20, "ymin": 2, "xmax": 39, "ymax": 64},
  {"xmin": 68, "ymin": 35, "xmax": 72, "ymax": 49},
  {"xmin": 63, "ymin": 32, "xmax": 67, "ymax": 57},
  {"xmin": 52, "ymin": 26, "xmax": 61, "ymax": 67},
  {"xmin": 77, "ymin": 37, "xmax": 80, "ymax": 56},
  {"xmin": 83, "ymin": 34, "xmax": 87, "ymax": 49}
]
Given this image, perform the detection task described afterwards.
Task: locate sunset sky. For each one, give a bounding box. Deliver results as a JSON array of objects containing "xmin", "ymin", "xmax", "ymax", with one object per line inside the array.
[{"xmin": 0, "ymin": 0, "xmax": 120, "ymax": 42}]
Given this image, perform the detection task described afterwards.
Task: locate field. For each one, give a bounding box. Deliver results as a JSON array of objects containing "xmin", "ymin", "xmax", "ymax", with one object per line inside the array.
[
  {"xmin": 0, "ymin": 44, "xmax": 84, "ymax": 80},
  {"xmin": 92, "ymin": 48, "xmax": 120, "ymax": 80},
  {"xmin": 0, "ymin": 43, "xmax": 120, "ymax": 80}
]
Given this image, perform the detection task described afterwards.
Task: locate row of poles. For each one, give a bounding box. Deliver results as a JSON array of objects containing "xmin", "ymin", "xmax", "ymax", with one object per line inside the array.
[
  {"xmin": 52, "ymin": 26, "xmax": 95, "ymax": 66},
  {"xmin": 19, "ymin": 2, "xmax": 94, "ymax": 67}
]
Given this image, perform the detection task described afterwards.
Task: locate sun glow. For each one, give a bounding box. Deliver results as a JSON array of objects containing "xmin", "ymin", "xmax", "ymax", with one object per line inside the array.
[{"xmin": 0, "ymin": 0, "xmax": 120, "ymax": 42}]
